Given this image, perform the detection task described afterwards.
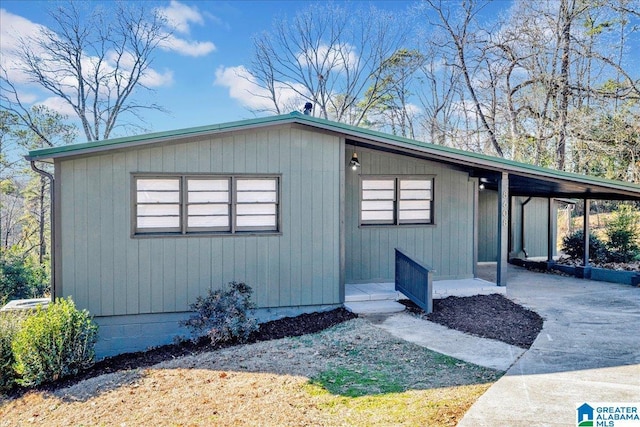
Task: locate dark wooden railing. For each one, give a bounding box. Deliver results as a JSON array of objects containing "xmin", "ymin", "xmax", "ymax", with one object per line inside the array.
[{"xmin": 395, "ymin": 248, "xmax": 433, "ymax": 313}]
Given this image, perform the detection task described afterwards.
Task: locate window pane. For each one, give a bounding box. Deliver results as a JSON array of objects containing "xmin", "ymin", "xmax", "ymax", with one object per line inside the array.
[
  {"xmin": 362, "ymin": 180, "xmax": 394, "ymax": 190},
  {"xmin": 400, "ymin": 190, "xmax": 431, "ymax": 200},
  {"xmin": 361, "ymin": 200, "xmax": 394, "ymax": 211},
  {"xmin": 188, "ymin": 216, "xmax": 229, "ymax": 228},
  {"xmin": 237, "ymin": 215, "xmax": 277, "ymax": 227},
  {"xmin": 399, "ymin": 200, "xmax": 430, "ymax": 210},
  {"xmin": 138, "ymin": 204, "xmax": 180, "ymax": 216},
  {"xmin": 188, "ymin": 204, "xmax": 229, "ymax": 215},
  {"xmin": 362, "ymin": 190, "xmax": 395, "ymax": 200},
  {"xmin": 137, "ymin": 179, "xmax": 179, "ymax": 191},
  {"xmin": 237, "ymin": 179, "xmax": 277, "ymax": 191},
  {"xmin": 399, "ymin": 210, "xmax": 431, "ymax": 221},
  {"xmin": 400, "ymin": 180, "xmax": 431, "ymax": 190},
  {"xmin": 188, "ymin": 191, "xmax": 229, "ymax": 203},
  {"xmin": 237, "ymin": 204, "xmax": 276, "ymax": 215},
  {"xmin": 137, "ymin": 191, "xmax": 180, "ymax": 203},
  {"xmin": 237, "ymin": 191, "xmax": 277, "ymax": 203},
  {"xmin": 137, "ymin": 216, "xmax": 180, "ymax": 228},
  {"xmin": 188, "ymin": 179, "xmax": 228, "ymax": 191},
  {"xmin": 362, "ymin": 210, "xmax": 394, "ymax": 221}
]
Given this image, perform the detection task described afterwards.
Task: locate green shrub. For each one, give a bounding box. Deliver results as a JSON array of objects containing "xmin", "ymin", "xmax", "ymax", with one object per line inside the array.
[
  {"xmin": 12, "ymin": 297, "xmax": 98, "ymax": 387},
  {"xmin": 0, "ymin": 311, "xmax": 25, "ymax": 393},
  {"xmin": 182, "ymin": 282, "xmax": 258, "ymax": 346},
  {"xmin": 0, "ymin": 252, "xmax": 49, "ymax": 306},
  {"xmin": 561, "ymin": 229, "xmax": 606, "ymax": 261},
  {"xmin": 605, "ymin": 204, "xmax": 640, "ymax": 263}
]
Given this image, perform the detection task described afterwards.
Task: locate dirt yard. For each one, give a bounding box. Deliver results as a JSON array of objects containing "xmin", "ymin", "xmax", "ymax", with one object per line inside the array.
[
  {"xmin": 1, "ymin": 318, "xmax": 500, "ymax": 426},
  {"xmin": 1, "ymin": 294, "xmax": 545, "ymax": 426}
]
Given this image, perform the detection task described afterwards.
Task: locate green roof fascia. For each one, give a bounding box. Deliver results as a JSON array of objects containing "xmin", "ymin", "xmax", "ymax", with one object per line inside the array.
[
  {"xmin": 292, "ymin": 113, "xmax": 640, "ymax": 194},
  {"xmin": 25, "ymin": 113, "xmax": 303, "ymax": 161},
  {"xmin": 26, "ymin": 111, "xmax": 640, "ymax": 194}
]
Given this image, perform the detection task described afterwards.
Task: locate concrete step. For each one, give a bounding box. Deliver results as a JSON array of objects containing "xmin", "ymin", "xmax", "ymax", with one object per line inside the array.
[
  {"xmin": 345, "ymin": 282, "xmax": 402, "ymax": 302},
  {"xmin": 344, "ymin": 300, "xmax": 406, "ymax": 315}
]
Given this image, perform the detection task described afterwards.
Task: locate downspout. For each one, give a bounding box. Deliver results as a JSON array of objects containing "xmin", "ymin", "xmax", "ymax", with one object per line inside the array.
[
  {"xmin": 30, "ymin": 161, "xmax": 55, "ymax": 301},
  {"xmin": 521, "ymin": 197, "xmax": 532, "ymax": 258}
]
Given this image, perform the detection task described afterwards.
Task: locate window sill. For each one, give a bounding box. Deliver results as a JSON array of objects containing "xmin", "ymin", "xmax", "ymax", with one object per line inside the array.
[
  {"xmin": 131, "ymin": 231, "xmax": 282, "ymax": 239},
  {"xmin": 358, "ymin": 223, "xmax": 436, "ymax": 229}
]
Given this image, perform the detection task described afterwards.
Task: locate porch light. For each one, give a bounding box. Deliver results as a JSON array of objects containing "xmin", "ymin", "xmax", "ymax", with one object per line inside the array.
[
  {"xmin": 479, "ymin": 183, "xmax": 485, "ymax": 190},
  {"xmin": 349, "ymin": 151, "xmax": 360, "ymax": 170}
]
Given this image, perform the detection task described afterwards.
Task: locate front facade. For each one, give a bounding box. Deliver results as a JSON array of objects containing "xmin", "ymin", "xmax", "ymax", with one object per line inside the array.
[
  {"xmin": 55, "ymin": 124, "xmax": 344, "ymax": 355},
  {"xmin": 28, "ymin": 113, "xmax": 640, "ymax": 357}
]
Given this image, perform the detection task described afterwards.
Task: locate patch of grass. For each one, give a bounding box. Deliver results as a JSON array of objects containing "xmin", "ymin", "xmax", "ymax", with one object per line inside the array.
[
  {"xmin": 310, "ymin": 367, "xmax": 404, "ymax": 397},
  {"xmin": 302, "ymin": 383, "xmax": 494, "ymax": 426}
]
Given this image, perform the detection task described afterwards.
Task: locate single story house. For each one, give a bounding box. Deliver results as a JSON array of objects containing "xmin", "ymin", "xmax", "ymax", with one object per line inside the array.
[{"xmin": 26, "ymin": 112, "xmax": 640, "ymax": 357}]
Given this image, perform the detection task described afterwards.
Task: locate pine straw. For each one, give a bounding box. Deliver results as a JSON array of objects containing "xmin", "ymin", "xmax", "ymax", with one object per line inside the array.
[{"xmin": 1, "ymin": 319, "xmax": 500, "ymax": 426}]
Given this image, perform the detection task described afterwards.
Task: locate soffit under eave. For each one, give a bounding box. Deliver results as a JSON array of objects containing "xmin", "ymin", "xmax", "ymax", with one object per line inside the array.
[{"xmin": 344, "ymin": 137, "xmax": 640, "ymax": 201}]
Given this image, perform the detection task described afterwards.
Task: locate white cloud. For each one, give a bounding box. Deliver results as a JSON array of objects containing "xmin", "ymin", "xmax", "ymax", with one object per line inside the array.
[
  {"xmin": 296, "ymin": 43, "xmax": 359, "ymax": 75},
  {"xmin": 155, "ymin": 1, "xmax": 216, "ymax": 57},
  {"xmin": 214, "ymin": 65, "xmax": 306, "ymax": 111},
  {"xmin": 0, "ymin": 9, "xmax": 46, "ymax": 83},
  {"xmin": 37, "ymin": 96, "xmax": 78, "ymax": 117},
  {"xmin": 157, "ymin": 0, "xmax": 203, "ymax": 35},
  {"xmin": 141, "ymin": 68, "xmax": 174, "ymax": 87},
  {"xmin": 159, "ymin": 34, "xmax": 216, "ymax": 57}
]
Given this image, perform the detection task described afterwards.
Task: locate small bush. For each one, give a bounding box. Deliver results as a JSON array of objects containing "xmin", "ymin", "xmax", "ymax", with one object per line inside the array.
[
  {"xmin": 605, "ymin": 204, "xmax": 640, "ymax": 263},
  {"xmin": 182, "ymin": 282, "xmax": 258, "ymax": 346},
  {"xmin": 561, "ymin": 229, "xmax": 606, "ymax": 261},
  {"xmin": 12, "ymin": 297, "xmax": 98, "ymax": 387},
  {"xmin": 0, "ymin": 311, "xmax": 25, "ymax": 393}
]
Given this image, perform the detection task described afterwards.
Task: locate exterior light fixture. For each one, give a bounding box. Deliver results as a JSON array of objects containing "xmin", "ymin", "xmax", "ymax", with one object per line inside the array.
[
  {"xmin": 349, "ymin": 151, "xmax": 360, "ymax": 170},
  {"xmin": 479, "ymin": 183, "xmax": 485, "ymax": 190}
]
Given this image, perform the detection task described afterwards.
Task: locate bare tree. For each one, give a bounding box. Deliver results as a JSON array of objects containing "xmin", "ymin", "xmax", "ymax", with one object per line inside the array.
[
  {"xmin": 361, "ymin": 49, "xmax": 424, "ymax": 138},
  {"xmin": 422, "ymin": 0, "xmax": 504, "ymax": 157},
  {"xmin": 0, "ymin": 1, "xmax": 170, "ymax": 142},
  {"xmin": 247, "ymin": 3, "xmax": 409, "ymax": 125}
]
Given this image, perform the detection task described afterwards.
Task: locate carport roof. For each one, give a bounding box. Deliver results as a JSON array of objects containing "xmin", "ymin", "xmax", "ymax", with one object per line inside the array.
[{"xmin": 26, "ymin": 112, "xmax": 640, "ymax": 201}]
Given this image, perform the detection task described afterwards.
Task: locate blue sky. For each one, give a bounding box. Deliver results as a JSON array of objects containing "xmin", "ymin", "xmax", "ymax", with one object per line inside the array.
[{"xmin": 0, "ymin": 0, "xmax": 510, "ymax": 140}]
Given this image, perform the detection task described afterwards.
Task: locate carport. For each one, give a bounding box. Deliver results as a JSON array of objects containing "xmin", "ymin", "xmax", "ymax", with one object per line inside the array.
[
  {"xmin": 346, "ymin": 129, "xmax": 640, "ymax": 286},
  {"xmin": 474, "ymin": 168, "xmax": 640, "ymax": 284}
]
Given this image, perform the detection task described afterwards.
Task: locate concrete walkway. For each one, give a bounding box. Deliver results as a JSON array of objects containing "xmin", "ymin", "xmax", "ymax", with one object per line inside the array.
[
  {"xmin": 370, "ymin": 312, "xmax": 526, "ymax": 371},
  {"xmin": 459, "ymin": 266, "xmax": 640, "ymax": 426}
]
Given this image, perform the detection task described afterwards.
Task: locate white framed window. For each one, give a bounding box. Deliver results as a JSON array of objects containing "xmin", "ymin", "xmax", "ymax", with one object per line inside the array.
[
  {"xmin": 136, "ymin": 178, "xmax": 181, "ymax": 232},
  {"xmin": 134, "ymin": 175, "xmax": 279, "ymax": 235},
  {"xmin": 360, "ymin": 176, "xmax": 434, "ymax": 226}
]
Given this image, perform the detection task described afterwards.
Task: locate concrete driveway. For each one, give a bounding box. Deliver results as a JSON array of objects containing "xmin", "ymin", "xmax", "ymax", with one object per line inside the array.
[{"xmin": 459, "ymin": 265, "xmax": 640, "ymax": 426}]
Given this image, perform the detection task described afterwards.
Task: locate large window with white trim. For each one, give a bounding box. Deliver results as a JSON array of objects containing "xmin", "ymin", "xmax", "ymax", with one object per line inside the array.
[
  {"xmin": 360, "ymin": 176, "xmax": 434, "ymax": 226},
  {"xmin": 134, "ymin": 175, "xmax": 279, "ymax": 235}
]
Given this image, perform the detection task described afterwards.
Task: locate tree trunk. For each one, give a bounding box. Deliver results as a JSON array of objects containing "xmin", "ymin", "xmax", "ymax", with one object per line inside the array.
[{"xmin": 556, "ymin": 0, "xmax": 574, "ymax": 171}]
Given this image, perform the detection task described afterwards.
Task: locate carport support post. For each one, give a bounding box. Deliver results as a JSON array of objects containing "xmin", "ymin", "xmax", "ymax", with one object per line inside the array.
[
  {"xmin": 497, "ymin": 172, "xmax": 509, "ymax": 286},
  {"xmin": 583, "ymin": 199, "xmax": 590, "ymax": 267},
  {"xmin": 547, "ymin": 198, "xmax": 555, "ymax": 263},
  {"xmin": 578, "ymin": 199, "xmax": 592, "ymax": 279},
  {"xmin": 582, "ymin": 199, "xmax": 591, "ymax": 267}
]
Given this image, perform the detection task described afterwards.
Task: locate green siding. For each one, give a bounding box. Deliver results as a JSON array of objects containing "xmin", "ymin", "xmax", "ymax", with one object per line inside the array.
[
  {"xmin": 478, "ymin": 190, "xmax": 499, "ymax": 262},
  {"xmin": 345, "ymin": 145, "xmax": 475, "ymax": 282},
  {"xmin": 57, "ymin": 125, "xmax": 341, "ymax": 316},
  {"xmin": 510, "ymin": 197, "xmax": 556, "ymax": 259}
]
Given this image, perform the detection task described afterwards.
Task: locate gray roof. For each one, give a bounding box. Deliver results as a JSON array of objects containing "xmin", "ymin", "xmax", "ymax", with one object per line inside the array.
[{"xmin": 26, "ymin": 112, "xmax": 640, "ymax": 200}]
